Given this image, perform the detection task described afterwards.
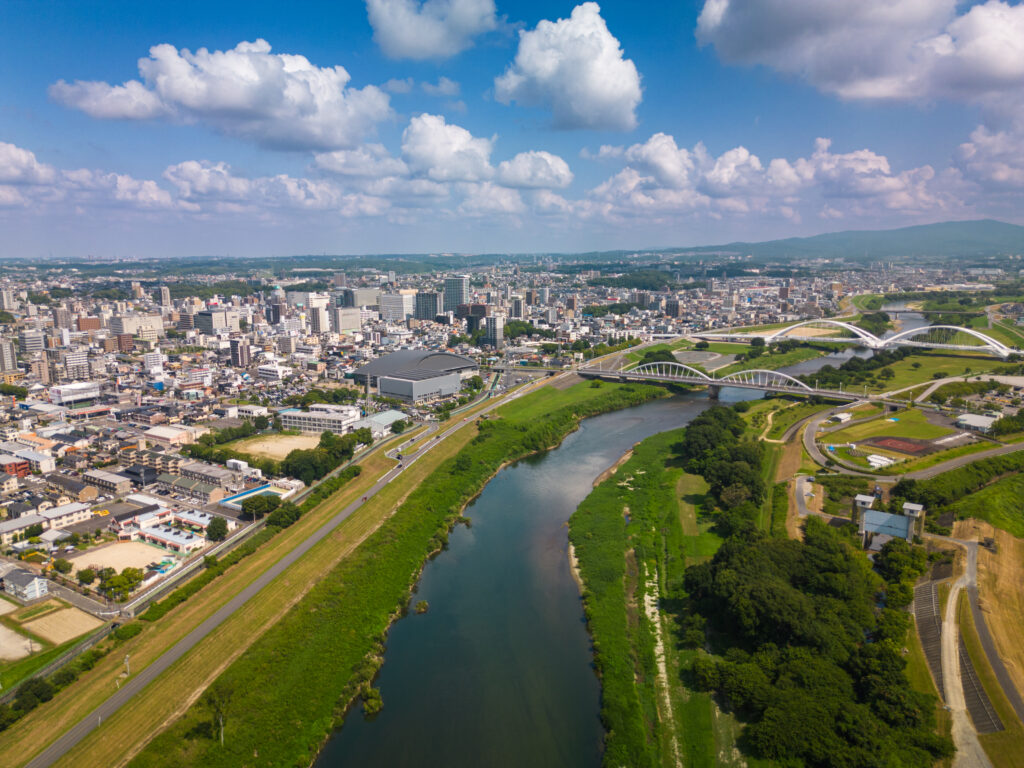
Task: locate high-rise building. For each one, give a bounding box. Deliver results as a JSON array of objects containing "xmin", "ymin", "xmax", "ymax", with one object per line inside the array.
[
  {"xmin": 18, "ymin": 330, "xmax": 44, "ymax": 354},
  {"xmin": 539, "ymin": 287, "xmax": 550, "ymax": 305},
  {"xmin": 63, "ymin": 351, "xmax": 90, "ymax": 380},
  {"xmin": 378, "ymin": 293, "xmax": 415, "ymax": 323},
  {"xmin": 484, "ymin": 316, "xmax": 504, "ymax": 349},
  {"xmin": 76, "ymin": 316, "xmax": 101, "ymax": 331},
  {"xmin": 195, "ymin": 310, "xmax": 239, "ymax": 335},
  {"xmin": 329, "ymin": 307, "xmax": 361, "ymax": 332},
  {"xmin": 109, "ymin": 314, "xmax": 163, "ymax": 337},
  {"xmin": 0, "ymin": 340, "xmax": 16, "ymax": 372},
  {"xmin": 0, "ymin": 289, "xmax": 16, "ymax": 311},
  {"xmin": 414, "ymin": 291, "xmax": 442, "ymax": 320},
  {"xmin": 443, "ymin": 275, "xmax": 470, "ymax": 313},
  {"xmin": 309, "ymin": 306, "xmax": 330, "ymax": 334},
  {"xmin": 341, "ymin": 288, "xmax": 381, "ymax": 308},
  {"xmin": 511, "ymin": 298, "xmax": 525, "ymax": 319},
  {"xmin": 29, "ymin": 359, "xmax": 49, "ymax": 384},
  {"xmin": 159, "ymin": 286, "xmax": 172, "ymax": 306},
  {"xmin": 332, "ymin": 272, "xmax": 347, "ymax": 288},
  {"xmin": 142, "ymin": 352, "xmax": 165, "ymax": 375},
  {"xmin": 52, "ymin": 307, "xmax": 73, "ymax": 329},
  {"xmin": 525, "ymin": 289, "xmax": 538, "ymax": 306},
  {"xmin": 230, "ymin": 339, "xmax": 251, "ymax": 367}
]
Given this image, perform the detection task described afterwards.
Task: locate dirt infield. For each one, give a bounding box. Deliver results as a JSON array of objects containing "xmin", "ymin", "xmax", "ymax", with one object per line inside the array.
[
  {"xmin": 229, "ymin": 433, "xmax": 320, "ymax": 461},
  {"xmin": 865, "ymin": 436, "xmax": 932, "ymax": 455},
  {"xmin": 70, "ymin": 541, "xmax": 175, "ymax": 575},
  {"xmin": 24, "ymin": 606, "xmax": 103, "ymax": 645},
  {"xmin": 0, "ymin": 624, "xmax": 30, "ymax": 661}
]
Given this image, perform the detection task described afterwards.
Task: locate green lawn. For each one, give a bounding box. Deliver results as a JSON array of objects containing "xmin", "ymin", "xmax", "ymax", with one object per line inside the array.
[
  {"xmin": 766, "ymin": 400, "xmax": 835, "ymax": 440},
  {"xmin": 825, "ymin": 408, "xmax": 953, "ymax": 443},
  {"xmin": 716, "ymin": 346, "xmax": 825, "ymax": 375},
  {"xmin": 946, "ymin": 473, "xmax": 1024, "ymax": 537},
  {"xmin": 872, "ymin": 352, "xmax": 1001, "ymax": 393}
]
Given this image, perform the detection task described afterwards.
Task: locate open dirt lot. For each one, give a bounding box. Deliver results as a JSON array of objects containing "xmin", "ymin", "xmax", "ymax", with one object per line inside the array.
[
  {"xmin": 24, "ymin": 606, "xmax": 103, "ymax": 645},
  {"xmin": 966, "ymin": 520, "xmax": 1024, "ymax": 702},
  {"xmin": 0, "ymin": 598, "xmax": 16, "ymax": 616},
  {"xmin": 0, "ymin": 623, "xmax": 30, "ymax": 661},
  {"xmin": 70, "ymin": 541, "xmax": 175, "ymax": 575},
  {"xmin": 229, "ymin": 433, "xmax": 320, "ymax": 461}
]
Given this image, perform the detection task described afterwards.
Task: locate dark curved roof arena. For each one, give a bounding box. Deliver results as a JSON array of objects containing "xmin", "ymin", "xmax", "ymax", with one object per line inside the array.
[{"xmin": 354, "ymin": 350, "xmax": 478, "ymax": 383}]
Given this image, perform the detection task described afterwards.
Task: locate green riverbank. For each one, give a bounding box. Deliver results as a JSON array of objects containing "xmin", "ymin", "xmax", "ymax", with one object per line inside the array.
[{"xmin": 127, "ymin": 381, "xmax": 666, "ymax": 768}]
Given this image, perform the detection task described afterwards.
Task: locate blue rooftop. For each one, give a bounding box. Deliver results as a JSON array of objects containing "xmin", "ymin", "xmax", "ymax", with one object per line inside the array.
[{"xmin": 862, "ymin": 510, "xmax": 912, "ymax": 539}]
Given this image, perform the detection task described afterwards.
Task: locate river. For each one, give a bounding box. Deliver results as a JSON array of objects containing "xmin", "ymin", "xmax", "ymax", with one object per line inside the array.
[
  {"xmin": 314, "ymin": 392, "xmax": 757, "ymax": 768},
  {"xmin": 314, "ymin": 314, "xmax": 920, "ymax": 767}
]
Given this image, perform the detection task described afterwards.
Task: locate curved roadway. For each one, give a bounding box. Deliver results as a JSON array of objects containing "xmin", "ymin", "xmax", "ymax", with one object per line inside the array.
[{"xmin": 24, "ymin": 376, "xmax": 556, "ymax": 768}]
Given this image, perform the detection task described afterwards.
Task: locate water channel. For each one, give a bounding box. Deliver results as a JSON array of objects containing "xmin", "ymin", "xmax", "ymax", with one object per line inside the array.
[{"xmin": 316, "ymin": 313, "xmax": 920, "ymax": 767}]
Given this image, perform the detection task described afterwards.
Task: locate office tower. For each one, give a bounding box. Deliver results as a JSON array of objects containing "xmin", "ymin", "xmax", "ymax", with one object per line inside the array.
[
  {"xmin": 0, "ymin": 340, "xmax": 16, "ymax": 372},
  {"xmin": 230, "ymin": 339, "xmax": 251, "ymax": 367},
  {"xmin": 18, "ymin": 330, "xmax": 44, "ymax": 354},
  {"xmin": 566, "ymin": 295, "xmax": 579, "ymax": 312},
  {"xmin": 330, "ymin": 307, "xmax": 361, "ymax": 332},
  {"xmin": 64, "ymin": 351, "xmax": 90, "ymax": 380},
  {"xmin": 525, "ymin": 289, "xmax": 538, "ymax": 306},
  {"xmin": 539, "ymin": 287, "xmax": 550, "ymax": 305},
  {"xmin": 309, "ymin": 306, "xmax": 330, "ymax": 334},
  {"xmin": 52, "ymin": 307, "xmax": 73, "ymax": 329},
  {"xmin": 511, "ymin": 298, "xmax": 525, "ymax": 319},
  {"xmin": 443, "ymin": 275, "xmax": 470, "ymax": 313},
  {"xmin": 379, "ymin": 293, "xmax": 415, "ymax": 323},
  {"xmin": 341, "ymin": 288, "xmax": 381, "ymax": 308},
  {"xmin": 265, "ymin": 302, "xmax": 283, "ymax": 325},
  {"xmin": 484, "ymin": 316, "xmax": 504, "ymax": 349},
  {"xmin": 77, "ymin": 316, "xmax": 101, "ymax": 331},
  {"xmin": 332, "ymin": 272, "xmax": 347, "ymax": 287},
  {"xmin": 195, "ymin": 310, "xmax": 240, "ymax": 335},
  {"xmin": 159, "ymin": 286, "xmax": 171, "ymax": 306},
  {"xmin": 414, "ymin": 291, "xmax": 442, "ymax": 321},
  {"xmin": 0, "ymin": 289, "xmax": 16, "ymax": 311},
  {"xmin": 142, "ymin": 352, "xmax": 165, "ymax": 375}
]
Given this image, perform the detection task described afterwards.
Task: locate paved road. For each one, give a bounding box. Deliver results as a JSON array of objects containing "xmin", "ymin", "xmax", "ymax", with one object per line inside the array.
[
  {"xmin": 941, "ymin": 542, "xmax": 993, "ymax": 768},
  {"xmin": 23, "ymin": 378, "xmax": 554, "ymax": 768}
]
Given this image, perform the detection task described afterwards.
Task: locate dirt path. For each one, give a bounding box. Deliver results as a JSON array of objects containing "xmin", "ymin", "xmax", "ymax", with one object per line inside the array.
[
  {"xmin": 643, "ymin": 575, "xmax": 682, "ymax": 768},
  {"xmin": 943, "ymin": 545, "xmax": 994, "ymax": 768}
]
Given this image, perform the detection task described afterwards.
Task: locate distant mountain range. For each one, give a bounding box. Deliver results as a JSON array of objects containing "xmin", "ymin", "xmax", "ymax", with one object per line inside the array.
[{"xmin": 678, "ymin": 219, "xmax": 1024, "ymax": 261}]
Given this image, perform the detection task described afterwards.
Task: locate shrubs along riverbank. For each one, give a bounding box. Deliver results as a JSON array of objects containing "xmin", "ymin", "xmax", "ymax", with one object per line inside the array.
[
  {"xmin": 127, "ymin": 381, "xmax": 665, "ymax": 768},
  {"xmin": 570, "ymin": 403, "xmax": 952, "ymax": 767}
]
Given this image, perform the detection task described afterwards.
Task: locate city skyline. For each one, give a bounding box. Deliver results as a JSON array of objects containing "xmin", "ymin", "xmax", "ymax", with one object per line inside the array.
[{"xmin": 2, "ymin": 0, "xmax": 1024, "ymax": 257}]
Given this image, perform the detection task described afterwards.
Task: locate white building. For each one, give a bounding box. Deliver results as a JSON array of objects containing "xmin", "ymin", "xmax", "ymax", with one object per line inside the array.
[
  {"xmin": 280, "ymin": 404, "xmax": 360, "ymax": 434},
  {"xmin": 257, "ymin": 364, "xmax": 289, "ymax": 382},
  {"xmin": 49, "ymin": 381, "xmax": 101, "ymax": 406}
]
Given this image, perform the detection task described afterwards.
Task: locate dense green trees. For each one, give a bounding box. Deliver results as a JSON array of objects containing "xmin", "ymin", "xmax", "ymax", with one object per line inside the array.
[
  {"xmin": 685, "ymin": 519, "xmax": 951, "ymax": 767},
  {"xmin": 279, "ymin": 429, "xmax": 371, "ymax": 485},
  {"xmin": 206, "ymin": 517, "xmax": 228, "ymax": 541}
]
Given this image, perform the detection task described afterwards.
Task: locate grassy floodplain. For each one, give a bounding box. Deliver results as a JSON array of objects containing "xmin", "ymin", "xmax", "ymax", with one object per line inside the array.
[{"xmin": 123, "ymin": 381, "xmax": 666, "ymax": 768}]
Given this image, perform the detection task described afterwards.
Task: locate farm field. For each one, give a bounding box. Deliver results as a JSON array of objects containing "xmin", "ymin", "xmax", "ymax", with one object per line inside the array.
[
  {"xmin": 825, "ymin": 408, "xmax": 953, "ymax": 443},
  {"xmin": 69, "ymin": 541, "xmax": 176, "ymax": 575},
  {"xmin": 24, "ymin": 607, "xmax": 103, "ymax": 645},
  {"xmin": 226, "ymin": 432, "xmax": 320, "ymax": 460}
]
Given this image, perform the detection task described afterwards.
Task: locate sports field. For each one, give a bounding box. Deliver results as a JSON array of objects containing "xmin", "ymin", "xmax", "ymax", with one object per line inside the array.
[
  {"xmin": 70, "ymin": 541, "xmax": 176, "ymax": 575},
  {"xmin": 227, "ymin": 433, "xmax": 320, "ymax": 460},
  {"xmin": 825, "ymin": 408, "xmax": 954, "ymax": 443}
]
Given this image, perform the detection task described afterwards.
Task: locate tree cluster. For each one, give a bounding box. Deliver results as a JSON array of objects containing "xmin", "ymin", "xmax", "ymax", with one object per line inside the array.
[{"xmin": 685, "ymin": 519, "xmax": 951, "ymax": 767}]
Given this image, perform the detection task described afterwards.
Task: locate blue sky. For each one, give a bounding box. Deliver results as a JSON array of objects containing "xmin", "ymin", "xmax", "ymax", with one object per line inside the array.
[{"xmin": 0, "ymin": 0, "xmax": 1021, "ymax": 258}]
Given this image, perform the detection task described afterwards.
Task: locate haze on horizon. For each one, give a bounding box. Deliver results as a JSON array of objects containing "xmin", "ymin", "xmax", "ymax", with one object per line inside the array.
[{"xmin": 2, "ymin": 0, "xmax": 1024, "ymax": 258}]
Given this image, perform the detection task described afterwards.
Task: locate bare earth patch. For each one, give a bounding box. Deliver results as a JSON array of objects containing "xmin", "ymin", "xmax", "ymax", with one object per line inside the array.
[
  {"xmin": 230, "ymin": 433, "xmax": 321, "ymax": 461},
  {"xmin": 0, "ymin": 624, "xmax": 30, "ymax": 661},
  {"xmin": 0, "ymin": 598, "xmax": 17, "ymax": 616},
  {"xmin": 70, "ymin": 540, "xmax": 176, "ymax": 575},
  {"xmin": 24, "ymin": 607, "xmax": 103, "ymax": 645}
]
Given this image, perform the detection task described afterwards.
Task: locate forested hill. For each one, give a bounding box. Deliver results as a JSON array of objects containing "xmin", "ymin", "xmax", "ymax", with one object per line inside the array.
[{"xmin": 683, "ymin": 219, "xmax": 1024, "ymax": 261}]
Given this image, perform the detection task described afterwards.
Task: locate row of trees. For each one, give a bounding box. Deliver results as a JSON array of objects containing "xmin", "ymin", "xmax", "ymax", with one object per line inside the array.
[{"xmin": 279, "ymin": 428, "xmax": 372, "ymax": 485}]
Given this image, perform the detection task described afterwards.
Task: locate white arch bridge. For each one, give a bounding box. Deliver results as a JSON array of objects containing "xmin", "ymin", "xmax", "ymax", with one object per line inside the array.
[
  {"xmin": 578, "ymin": 361, "xmax": 862, "ymax": 400},
  {"xmin": 698, "ymin": 319, "xmax": 1015, "ymax": 359}
]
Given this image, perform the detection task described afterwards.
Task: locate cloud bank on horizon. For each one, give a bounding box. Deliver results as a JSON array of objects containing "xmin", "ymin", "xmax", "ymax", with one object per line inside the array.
[{"xmin": 3, "ymin": 0, "xmax": 1024, "ymax": 256}]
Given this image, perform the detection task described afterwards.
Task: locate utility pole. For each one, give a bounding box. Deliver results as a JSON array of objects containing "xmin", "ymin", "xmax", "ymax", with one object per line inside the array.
[{"xmin": 124, "ymin": 654, "xmax": 130, "ymax": 676}]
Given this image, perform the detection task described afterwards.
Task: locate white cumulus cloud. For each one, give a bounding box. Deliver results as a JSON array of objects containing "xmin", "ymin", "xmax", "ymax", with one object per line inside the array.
[
  {"xmin": 314, "ymin": 144, "xmax": 410, "ymax": 178},
  {"xmin": 401, "ymin": 113, "xmax": 494, "ymax": 182},
  {"xmin": 496, "ymin": 151, "xmax": 573, "ymax": 188},
  {"xmin": 495, "ymin": 2, "xmax": 642, "ymax": 130},
  {"xmin": 366, "ymin": 0, "xmax": 497, "ymax": 60},
  {"xmin": 50, "ymin": 39, "xmax": 393, "ymax": 151},
  {"xmin": 0, "ymin": 142, "xmax": 57, "ymax": 185}
]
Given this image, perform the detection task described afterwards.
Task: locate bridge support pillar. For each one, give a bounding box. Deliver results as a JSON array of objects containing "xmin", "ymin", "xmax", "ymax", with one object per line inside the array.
[{"xmin": 708, "ymin": 385, "xmax": 721, "ymax": 400}]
